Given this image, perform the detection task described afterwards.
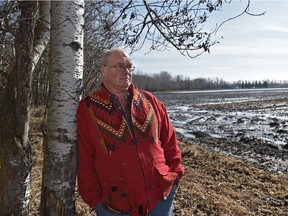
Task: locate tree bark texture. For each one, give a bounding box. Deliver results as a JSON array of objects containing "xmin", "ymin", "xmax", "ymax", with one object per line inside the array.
[
  {"xmin": 40, "ymin": 1, "xmax": 84, "ymax": 215},
  {"xmin": 0, "ymin": 1, "xmax": 37, "ymax": 215},
  {"xmin": 32, "ymin": 1, "xmax": 51, "ymax": 73}
]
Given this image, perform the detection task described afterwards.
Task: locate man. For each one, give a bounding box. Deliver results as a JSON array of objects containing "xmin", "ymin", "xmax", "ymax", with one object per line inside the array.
[{"xmin": 77, "ymin": 48, "xmax": 184, "ymax": 216}]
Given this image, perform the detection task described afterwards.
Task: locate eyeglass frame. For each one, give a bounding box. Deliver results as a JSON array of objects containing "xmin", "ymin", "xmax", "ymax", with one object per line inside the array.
[{"xmin": 103, "ymin": 64, "xmax": 136, "ymax": 72}]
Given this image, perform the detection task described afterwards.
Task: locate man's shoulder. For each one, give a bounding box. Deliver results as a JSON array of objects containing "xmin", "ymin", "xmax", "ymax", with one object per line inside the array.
[
  {"xmin": 135, "ymin": 88, "xmax": 153, "ymax": 98},
  {"xmin": 136, "ymin": 89, "xmax": 163, "ymax": 106},
  {"xmin": 79, "ymin": 88, "xmax": 110, "ymax": 106}
]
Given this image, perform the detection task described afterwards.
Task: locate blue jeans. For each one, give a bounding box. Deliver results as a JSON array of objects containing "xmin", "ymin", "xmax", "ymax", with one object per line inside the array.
[{"xmin": 95, "ymin": 187, "xmax": 177, "ymax": 216}]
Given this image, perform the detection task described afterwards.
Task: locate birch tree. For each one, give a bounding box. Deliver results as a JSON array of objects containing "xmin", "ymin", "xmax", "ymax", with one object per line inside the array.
[
  {"xmin": 0, "ymin": 1, "xmax": 50, "ymax": 215},
  {"xmin": 32, "ymin": 1, "xmax": 51, "ymax": 73},
  {"xmin": 0, "ymin": 1, "xmax": 37, "ymax": 215},
  {"xmin": 40, "ymin": 1, "xmax": 84, "ymax": 215}
]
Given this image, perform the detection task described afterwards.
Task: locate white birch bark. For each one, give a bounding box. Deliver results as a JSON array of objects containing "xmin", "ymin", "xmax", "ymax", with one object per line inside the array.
[
  {"xmin": 40, "ymin": 1, "xmax": 84, "ymax": 215},
  {"xmin": 32, "ymin": 0, "xmax": 51, "ymax": 73}
]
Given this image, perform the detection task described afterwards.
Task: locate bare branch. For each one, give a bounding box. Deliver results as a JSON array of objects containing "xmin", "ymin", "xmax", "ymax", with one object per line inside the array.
[
  {"xmin": 215, "ymin": 0, "xmax": 265, "ymax": 35},
  {"xmin": 98, "ymin": 0, "xmax": 264, "ymax": 57}
]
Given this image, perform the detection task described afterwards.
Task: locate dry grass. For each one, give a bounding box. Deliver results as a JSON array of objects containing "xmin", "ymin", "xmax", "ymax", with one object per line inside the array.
[
  {"xmin": 175, "ymin": 140, "xmax": 288, "ymax": 215},
  {"xmin": 29, "ymin": 107, "xmax": 288, "ymax": 215}
]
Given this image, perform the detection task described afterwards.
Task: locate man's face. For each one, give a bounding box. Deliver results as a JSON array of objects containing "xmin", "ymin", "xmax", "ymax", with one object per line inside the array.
[{"xmin": 101, "ymin": 50, "xmax": 133, "ymax": 93}]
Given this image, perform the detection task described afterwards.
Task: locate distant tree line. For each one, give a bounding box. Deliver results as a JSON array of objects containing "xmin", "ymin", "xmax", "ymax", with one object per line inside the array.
[{"xmin": 133, "ymin": 71, "xmax": 288, "ymax": 92}]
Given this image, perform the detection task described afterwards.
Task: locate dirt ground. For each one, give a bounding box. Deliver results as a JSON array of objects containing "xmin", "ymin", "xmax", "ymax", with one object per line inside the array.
[{"xmin": 29, "ymin": 101, "xmax": 288, "ymax": 216}]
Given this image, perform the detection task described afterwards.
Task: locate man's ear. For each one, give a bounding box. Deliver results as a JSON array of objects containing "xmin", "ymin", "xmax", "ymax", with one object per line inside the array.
[{"xmin": 100, "ymin": 65, "xmax": 106, "ymax": 77}]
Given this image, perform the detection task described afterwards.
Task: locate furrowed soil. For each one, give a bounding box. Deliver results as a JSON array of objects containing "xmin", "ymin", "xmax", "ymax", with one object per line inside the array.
[{"xmin": 29, "ymin": 98, "xmax": 288, "ymax": 215}]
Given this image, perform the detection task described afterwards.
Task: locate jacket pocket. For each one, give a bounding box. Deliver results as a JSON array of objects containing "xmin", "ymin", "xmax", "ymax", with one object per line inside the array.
[
  {"xmin": 156, "ymin": 165, "xmax": 178, "ymax": 200},
  {"xmin": 101, "ymin": 177, "xmax": 133, "ymax": 213}
]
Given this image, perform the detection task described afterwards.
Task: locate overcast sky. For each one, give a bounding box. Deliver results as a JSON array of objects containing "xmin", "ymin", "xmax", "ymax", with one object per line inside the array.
[{"xmin": 132, "ymin": 0, "xmax": 288, "ymax": 82}]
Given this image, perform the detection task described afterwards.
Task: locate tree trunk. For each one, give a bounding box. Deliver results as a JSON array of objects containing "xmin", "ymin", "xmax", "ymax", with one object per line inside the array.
[
  {"xmin": 40, "ymin": 1, "xmax": 84, "ymax": 215},
  {"xmin": 32, "ymin": 1, "xmax": 50, "ymax": 73},
  {"xmin": 32, "ymin": 1, "xmax": 50, "ymax": 106},
  {"xmin": 0, "ymin": 1, "xmax": 37, "ymax": 215}
]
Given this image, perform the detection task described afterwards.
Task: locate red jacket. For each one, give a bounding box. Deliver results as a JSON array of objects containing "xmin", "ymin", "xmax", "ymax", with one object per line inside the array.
[{"xmin": 77, "ymin": 84, "xmax": 184, "ymax": 215}]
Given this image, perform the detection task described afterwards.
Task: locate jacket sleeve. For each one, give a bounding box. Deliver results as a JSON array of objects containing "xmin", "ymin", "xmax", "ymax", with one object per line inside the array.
[
  {"xmin": 77, "ymin": 99, "xmax": 102, "ymax": 208},
  {"xmin": 144, "ymin": 92, "xmax": 185, "ymax": 180}
]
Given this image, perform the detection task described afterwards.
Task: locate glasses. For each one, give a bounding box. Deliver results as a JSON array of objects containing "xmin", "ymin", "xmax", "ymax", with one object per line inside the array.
[{"xmin": 103, "ymin": 64, "xmax": 135, "ymax": 72}]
